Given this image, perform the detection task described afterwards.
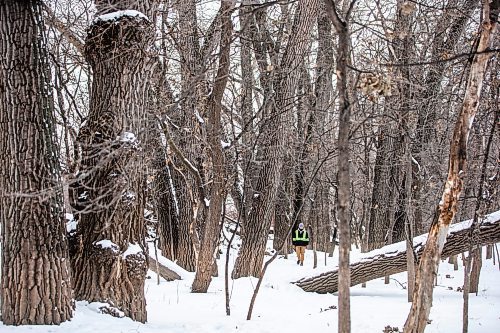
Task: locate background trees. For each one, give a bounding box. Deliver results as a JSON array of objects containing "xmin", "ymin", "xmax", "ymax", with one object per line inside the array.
[{"xmin": 0, "ymin": 0, "xmax": 498, "ymax": 327}]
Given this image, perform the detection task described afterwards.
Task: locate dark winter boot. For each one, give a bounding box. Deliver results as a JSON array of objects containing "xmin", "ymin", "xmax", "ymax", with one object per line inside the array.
[
  {"xmin": 297, "ymin": 260, "xmax": 300, "ymax": 265},
  {"xmin": 300, "ymin": 262, "xmax": 303, "ymax": 266}
]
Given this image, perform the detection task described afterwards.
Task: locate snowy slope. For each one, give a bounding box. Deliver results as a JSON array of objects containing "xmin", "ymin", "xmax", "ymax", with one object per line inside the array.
[{"xmin": 1, "ymin": 241, "xmax": 499, "ymax": 333}]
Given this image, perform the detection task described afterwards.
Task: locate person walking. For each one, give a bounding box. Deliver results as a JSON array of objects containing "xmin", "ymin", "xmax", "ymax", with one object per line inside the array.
[{"xmin": 292, "ymin": 223, "xmax": 309, "ymax": 266}]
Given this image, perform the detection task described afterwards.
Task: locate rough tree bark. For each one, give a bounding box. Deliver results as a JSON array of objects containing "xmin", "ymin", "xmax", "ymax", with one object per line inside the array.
[
  {"xmin": 410, "ymin": 0, "xmax": 479, "ymax": 234},
  {"xmin": 294, "ymin": 212, "xmax": 500, "ymax": 293},
  {"xmin": 71, "ymin": 1, "xmax": 156, "ymax": 322},
  {"xmin": 404, "ymin": 1, "xmax": 499, "ymax": 332},
  {"xmin": 232, "ymin": 0, "xmax": 320, "ymax": 279},
  {"xmin": 0, "ymin": 0, "xmax": 74, "ymax": 325},
  {"xmin": 191, "ymin": 0, "xmax": 234, "ymax": 293}
]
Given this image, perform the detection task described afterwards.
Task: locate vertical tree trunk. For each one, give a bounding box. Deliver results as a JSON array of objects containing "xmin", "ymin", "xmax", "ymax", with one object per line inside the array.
[
  {"xmin": 71, "ymin": 2, "xmax": 156, "ymax": 322},
  {"xmin": 232, "ymin": 0, "xmax": 320, "ymax": 279},
  {"xmin": 0, "ymin": 0, "xmax": 74, "ymax": 325},
  {"xmin": 410, "ymin": 0, "xmax": 479, "ymax": 234},
  {"xmin": 404, "ymin": 2, "xmax": 499, "ymax": 332},
  {"xmin": 469, "ymin": 248, "xmax": 482, "ymax": 294},
  {"xmin": 192, "ymin": 0, "xmax": 234, "ymax": 293},
  {"xmin": 324, "ymin": 1, "xmax": 355, "ymax": 332}
]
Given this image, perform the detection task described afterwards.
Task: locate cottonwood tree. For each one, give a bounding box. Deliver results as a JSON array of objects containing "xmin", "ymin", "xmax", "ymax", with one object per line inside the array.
[
  {"xmin": 70, "ymin": 0, "xmax": 157, "ymax": 322},
  {"xmin": 231, "ymin": 0, "xmax": 320, "ymax": 279},
  {"xmin": 409, "ymin": 0, "xmax": 479, "ymax": 236},
  {"xmin": 191, "ymin": 0, "xmax": 235, "ymax": 293},
  {"xmin": 155, "ymin": 0, "xmax": 234, "ymax": 274},
  {"xmin": 0, "ymin": 0, "xmax": 74, "ymax": 325},
  {"xmin": 404, "ymin": 0, "xmax": 499, "ymax": 331}
]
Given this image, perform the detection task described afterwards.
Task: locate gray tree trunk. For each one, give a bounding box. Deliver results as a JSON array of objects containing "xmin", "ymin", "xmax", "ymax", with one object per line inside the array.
[
  {"xmin": 192, "ymin": 0, "xmax": 234, "ymax": 293},
  {"xmin": 0, "ymin": 0, "xmax": 74, "ymax": 325},
  {"xmin": 71, "ymin": 1, "xmax": 157, "ymax": 322},
  {"xmin": 232, "ymin": 0, "xmax": 320, "ymax": 279}
]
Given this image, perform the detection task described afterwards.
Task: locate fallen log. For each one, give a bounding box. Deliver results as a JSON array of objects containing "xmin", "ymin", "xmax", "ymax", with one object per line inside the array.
[
  {"xmin": 148, "ymin": 256, "xmax": 181, "ymax": 281},
  {"xmin": 294, "ymin": 211, "xmax": 500, "ymax": 293}
]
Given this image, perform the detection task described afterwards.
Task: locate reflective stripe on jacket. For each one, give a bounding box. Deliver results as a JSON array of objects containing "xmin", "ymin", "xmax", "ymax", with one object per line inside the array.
[
  {"xmin": 292, "ymin": 229, "xmax": 309, "ymax": 242},
  {"xmin": 292, "ymin": 229, "xmax": 309, "ymax": 247}
]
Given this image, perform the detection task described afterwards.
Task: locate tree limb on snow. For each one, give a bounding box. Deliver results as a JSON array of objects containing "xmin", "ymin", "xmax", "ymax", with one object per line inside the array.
[
  {"xmin": 148, "ymin": 256, "xmax": 181, "ymax": 281},
  {"xmin": 294, "ymin": 212, "xmax": 500, "ymax": 293}
]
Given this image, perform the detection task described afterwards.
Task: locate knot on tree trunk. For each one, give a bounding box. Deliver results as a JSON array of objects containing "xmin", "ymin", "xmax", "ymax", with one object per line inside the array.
[{"xmin": 85, "ymin": 14, "xmax": 154, "ymax": 67}]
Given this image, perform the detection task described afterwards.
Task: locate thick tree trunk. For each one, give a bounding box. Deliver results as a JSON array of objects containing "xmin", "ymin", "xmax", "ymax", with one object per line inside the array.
[
  {"xmin": 157, "ymin": 0, "xmax": 204, "ymax": 273},
  {"xmin": 192, "ymin": 0, "xmax": 233, "ymax": 293},
  {"xmin": 308, "ymin": 6, "xmax": 335, "ymax": 255},
  {"xmin": 274, "ymin": 176, "xmax": 293, "ymax": 255},
  {"xmin": 404, "ymin": 3, "xmax": 498, "ymax": 331},
  {"xmin": 232, "ymin": 0, "xmax": 320, "ymax": 279},
  {"xmin": 294, "ymin": 212, "xmax": 500, "ymax": 293},
  {"xmin": 71, "ymin": 3, "xmax": 156, "ymax": 322},
  {"xmin": 0, "ymin": 0, "xmax": 74, "ymax": 325},
  {"xmin": 367, "ymin": 126, "xmax": 398, "ymax": 250}
]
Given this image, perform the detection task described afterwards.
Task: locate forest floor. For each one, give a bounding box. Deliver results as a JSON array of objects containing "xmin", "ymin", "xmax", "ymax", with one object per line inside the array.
[{"xmin": 1, "ymin": 238, "xmax": 499, "ymax": 333}]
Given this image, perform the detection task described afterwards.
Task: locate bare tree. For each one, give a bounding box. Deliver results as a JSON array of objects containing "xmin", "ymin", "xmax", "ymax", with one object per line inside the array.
[
  {"xmin": 404, "ymin": 1, "xmax": 499, "ymax": 332},
  {"xmin": 192, "ymin": 0, "xmax": 235, "ymax": 293},
  {"xmin": 232, "ymin": 0, "xmax": 320, "ymax": 279},
  {"xmin": 324, "ymin": 0, "xmax": 356, "ymax": 332}
]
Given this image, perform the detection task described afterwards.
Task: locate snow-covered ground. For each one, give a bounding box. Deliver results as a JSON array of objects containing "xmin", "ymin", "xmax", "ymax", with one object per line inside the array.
[{"xmin": 1, "ymin": 241, "xmax": 499, "ymax": 333}]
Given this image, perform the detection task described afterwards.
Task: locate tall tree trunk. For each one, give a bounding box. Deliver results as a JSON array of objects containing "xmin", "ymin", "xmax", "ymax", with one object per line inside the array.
[
  {"xmin": 0, "ymin": 0, "xmax": 74, "ymax": 325},
  {"xmin": 404, "ymin": 2, "xmax": 499, "ymax": 332},
  {"xmin": 463, "ymin": 105, "xmax": 498, "ymax": 333},
  {"xmin": 324, "ymin": 1, "xmax": 355, "ymax": 332},
  {"xmin": 232, "ymin": 0, "xmax": 320, "ymax": 279},
  {"xmin": 71, "ymin": 2, "xmax": 156, "ymax": 322},
  {"xmin": 410, "ymin": 0, "xmax": 479, "ymax": 234},
  {"xmin": 192, "ymin": 0, "xmax": 234, "ymax": 293}
]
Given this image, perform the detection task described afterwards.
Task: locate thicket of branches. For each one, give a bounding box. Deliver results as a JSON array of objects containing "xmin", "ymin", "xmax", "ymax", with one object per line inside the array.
[{"xmin": 0, "ymin": 0, "xmax": 498, "ymax": 330}]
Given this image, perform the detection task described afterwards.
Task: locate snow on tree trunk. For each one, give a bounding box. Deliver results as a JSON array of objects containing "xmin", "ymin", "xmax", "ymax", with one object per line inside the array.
[
  {"xmin": 404, "ymin": 2, "xmax": 499, "ymax": 332},
  {"xmin": 294, "ymin": 212, "xmax": 500, "ymax": 293},
  {"xmin": 71, "ymin": 1, "xmax": 156, "ymax": 323}
]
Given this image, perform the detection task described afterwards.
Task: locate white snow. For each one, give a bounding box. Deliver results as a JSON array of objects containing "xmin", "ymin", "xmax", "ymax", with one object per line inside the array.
[
  {"xmin": 1, "ymin": 216, "xmax": 499, "ymax": 333},
  {"xmin": 95, "ymin": 10, "xmax": 149, "ymax": 23},
  {"xmin": 194, "ymin": 109, "xmax": 205, "ymax": 124},
  {"xmin": 119, "ymin": 131, "xmax": 137, "ymax": 143},
  {"xmin": 221, "ymin": 140, "xmax": 231, "ymax": 148},
  {"xmin": 204, "ymin": 198, "xmax": 210, "ymax": 207},
  {"xmin": 93, "ymin": 239, "xmax": 119, "ymax": 253},
  {"xmin": 122, "ymin": 243, "xmax": 143, "ymax": 259},
  {"xmin": 65, "ymin": 213, "xmax": 77, "ymax": 233},
  {"xmin": 122, "ymin": 190, "xmax": 136, "ymax": 201},
  {"xmin": 66, "ymin": 219, "xmax": 78, "ymax": 233}
]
